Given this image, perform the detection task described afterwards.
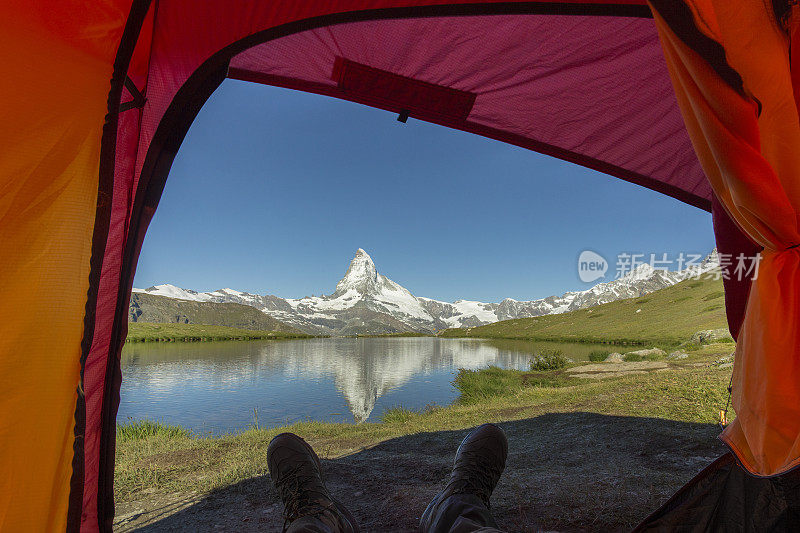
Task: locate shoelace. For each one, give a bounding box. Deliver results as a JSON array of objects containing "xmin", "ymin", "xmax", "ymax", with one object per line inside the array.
[
  {"xmin": 450, "ymin": 449, "xmax": 504, "ymax": 507},
  {"xmin": 275, "ymin": 464, "xmax": 334, "ymax": 529}
]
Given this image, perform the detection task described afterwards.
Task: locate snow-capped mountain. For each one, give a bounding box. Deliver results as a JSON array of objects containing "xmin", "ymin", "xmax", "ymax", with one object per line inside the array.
[{"xmin": 133, "ymin": 248, "xmax": 719, "ymax": 335}]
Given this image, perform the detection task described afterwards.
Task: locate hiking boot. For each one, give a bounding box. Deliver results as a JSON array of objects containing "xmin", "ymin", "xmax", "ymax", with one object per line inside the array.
[
  {"xmin": 267, "ymin": 432, "xmax": 359, "ymax": 532},
  {"xmin": 419, "ymin": 424, "xmax": 508, "ymax": 530}
]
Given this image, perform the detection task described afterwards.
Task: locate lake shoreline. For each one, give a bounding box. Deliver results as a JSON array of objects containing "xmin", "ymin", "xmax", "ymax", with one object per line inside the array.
[{"xmin": 125, "ymin": 320, "xmax": 672, "ymax": 346}]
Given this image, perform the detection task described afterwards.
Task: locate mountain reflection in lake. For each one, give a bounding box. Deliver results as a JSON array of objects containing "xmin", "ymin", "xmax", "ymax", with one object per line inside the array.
[{"xmin": 118, "ymin": 337, "xmax": 608, "ymax": 434}]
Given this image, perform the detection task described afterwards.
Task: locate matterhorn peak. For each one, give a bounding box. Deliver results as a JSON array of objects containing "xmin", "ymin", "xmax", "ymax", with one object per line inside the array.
[{"xmin": 334, "ymin": 248, "xmax": 380, "ymax": 296}]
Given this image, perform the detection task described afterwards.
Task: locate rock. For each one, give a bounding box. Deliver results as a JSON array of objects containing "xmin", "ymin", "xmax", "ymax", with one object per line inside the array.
[
  {"xmin": 712, "ymin": 353, "xmax": 735, "ymax": 368},
  {"xmin": 569, "ymin": 361, "xmax": 668, "ymax": 379},
  {"xmin": 625, "ymin": 348, "xmax": 666, "ymax": 357},
  {"xmin": 690, "ymin": 328, "xmax": 733, "ymax": 345},
  {"xmin": 668, "ymin": 350, "xmax": 688, "ymax": 360},
  {"xmin": 575, "ymin": 370, "xmax": 649, "ymax": 379},
  {"xmin": 717, "ymin": 353, "xmax": 734, "ymax": 363},
  {"xmin": 604, "ymin": 352, "xmax": 624, "ymax": 363}
]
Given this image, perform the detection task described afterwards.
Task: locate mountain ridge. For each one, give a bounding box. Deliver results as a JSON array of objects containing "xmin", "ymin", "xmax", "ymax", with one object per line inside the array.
[
  {"xmin": 129, "ymin": 292, "xmax": 302, "ymax": 333},
  {"xmin": 133, "ymin": 248, "xmax": 719, "ymax": 335}
]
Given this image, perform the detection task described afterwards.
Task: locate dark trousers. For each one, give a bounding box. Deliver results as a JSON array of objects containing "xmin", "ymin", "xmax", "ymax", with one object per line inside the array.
[{"xmin": 286, "ymin": 493, "xmax": 505, "ymax": 533}]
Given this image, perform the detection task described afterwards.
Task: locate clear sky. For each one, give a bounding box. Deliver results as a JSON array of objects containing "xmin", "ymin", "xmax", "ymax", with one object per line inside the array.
[{"xmin": 133, "ymin": 79, "xmax": 716, "ymax": 303}]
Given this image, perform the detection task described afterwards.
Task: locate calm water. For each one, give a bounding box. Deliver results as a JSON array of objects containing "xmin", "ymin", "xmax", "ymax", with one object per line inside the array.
[{"xmin": 118, "ymin": 337, "xmax": 608, "ymax": 434}]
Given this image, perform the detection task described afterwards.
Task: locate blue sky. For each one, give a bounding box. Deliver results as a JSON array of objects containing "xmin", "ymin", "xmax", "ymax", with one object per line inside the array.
[{"xmin": 133, "ymin": 79, "xmax": 715, "ymax": 302}]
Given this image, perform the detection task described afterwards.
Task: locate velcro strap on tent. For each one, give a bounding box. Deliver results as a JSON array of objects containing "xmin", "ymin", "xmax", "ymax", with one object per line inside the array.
[
  {"xmin": 119, "ymin": 76, "xmax": 146, "ymax": 113},
  {"xmin": 332, "ymin": 57, "xmax": 475, "ymax": 122}
]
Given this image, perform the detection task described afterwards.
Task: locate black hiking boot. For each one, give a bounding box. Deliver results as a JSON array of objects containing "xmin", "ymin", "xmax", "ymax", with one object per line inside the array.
[
  {"xmin": 419, "ymin": 423, "xmax": 508, "ymax": 532},
  {"xmin": 267, "ymin": 432, "xmax": 359, "ymax": 532}
]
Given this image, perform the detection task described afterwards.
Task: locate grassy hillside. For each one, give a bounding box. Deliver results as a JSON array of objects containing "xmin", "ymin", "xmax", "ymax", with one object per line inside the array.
[
  {"xmin": 440, "ymin": 276, "xmax": 727, "ymax": 345},
  {"xmin": 129, "ymin": 292, "xmax": 301, "ymax": 333},
  {"xmin": 126, "ymin": 322, "xmax": 314, "ymax": 342}
]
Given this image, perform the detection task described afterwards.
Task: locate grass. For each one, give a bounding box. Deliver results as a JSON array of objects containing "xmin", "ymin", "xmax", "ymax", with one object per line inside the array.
[
  {"xmin": 439, "ymin": 276, "xmax": 727, "ymax": 345},
  {"xmin": 453, "ymin": 366, "xmax": 526, "ymax": 404},
  {"xmin": 453, "ymin": 366, "xmax": 579, "ymax": 404},
  {"xmin": 354, "ymin": 332, "xmax": 431, "ymax": 338},
  {"xmin": 126, "ymin": 322, "xmax": 315, "ymax": 342},
  {"xmin": 703, "ymin": 291, "xmax": 724, "ymax": 301},
  {"xmin": 115, "ymin": 343, "xmax": 734, "ymax": 504},
  {"xmin": 117, "ymin": 419, "xmax": 190, "ymax": 443},
  {"xmin": 380, "ymin": 406, "xmax": 417, "ymax": 424}
]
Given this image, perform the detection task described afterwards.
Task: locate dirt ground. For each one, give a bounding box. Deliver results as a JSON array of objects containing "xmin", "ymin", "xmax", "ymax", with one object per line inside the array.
[
  {"xmin": 567, "ymin": 361, "xmax": 669, "ymax": 379},
  {"xmin": 114, "ymin": 412, "xmax": 725, "ymax": 532}
]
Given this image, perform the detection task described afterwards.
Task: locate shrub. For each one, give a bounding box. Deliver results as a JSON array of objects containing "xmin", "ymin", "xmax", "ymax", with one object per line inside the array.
[
  {"xmin": 623, "ymin": 353, "xmax": 643, "ymax": 362},
  {"xmin": 530, "ymin": 350, "xmax": 568, "ymax": 371},
  {"xmin": 588, "ymin": 350, "xmax": 610, "ymax": 362}
]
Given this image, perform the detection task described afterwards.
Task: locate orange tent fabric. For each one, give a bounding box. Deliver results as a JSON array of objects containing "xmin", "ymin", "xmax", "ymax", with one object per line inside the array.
[
  {"xmin": 651, "ymin": 0, "xmax": 800, "ymax": 476},
  {"xmin": 0, "ymin": 3, "xmax": 126, "ymax": 530}
]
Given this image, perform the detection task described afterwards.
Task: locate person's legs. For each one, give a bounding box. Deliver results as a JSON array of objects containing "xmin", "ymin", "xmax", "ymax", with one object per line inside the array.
[
  {"xmin": 419, "ymin": 424, "xmax": 509, "ymax": 533},
  {"xmin": 268, "ymin": 433, "xmax": 359, "ymax": 533}
]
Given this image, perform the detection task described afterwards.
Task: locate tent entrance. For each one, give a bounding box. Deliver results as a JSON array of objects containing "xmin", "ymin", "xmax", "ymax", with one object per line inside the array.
[{"xmin": 99, "ymin": 9, "xmax": 712, "ymax": 530}]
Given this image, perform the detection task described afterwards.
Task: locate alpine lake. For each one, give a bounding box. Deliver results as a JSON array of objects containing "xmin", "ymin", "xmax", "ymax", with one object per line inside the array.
[{"xmin": 118, "ymin": 336, "xmax": 613, "ymax": 434}]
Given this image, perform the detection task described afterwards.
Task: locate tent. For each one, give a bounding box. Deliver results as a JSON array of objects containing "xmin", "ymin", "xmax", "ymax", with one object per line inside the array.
[{"xmin": 2, "ymin": 1, "xmax": 798, "ymax": 530}]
